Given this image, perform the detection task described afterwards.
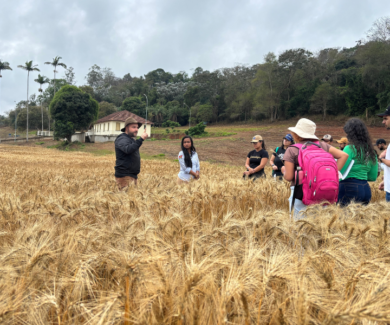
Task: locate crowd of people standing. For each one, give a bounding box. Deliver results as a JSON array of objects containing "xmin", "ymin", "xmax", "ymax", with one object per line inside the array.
[{"xmin": 113, "ymin": 104, "xmax": 390, "ymax": 220}]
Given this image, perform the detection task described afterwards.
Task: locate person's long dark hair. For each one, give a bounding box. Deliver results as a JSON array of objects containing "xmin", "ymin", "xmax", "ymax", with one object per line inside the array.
[
  {"xmin": 343, "ymin": 118, "xmax": 376, "ymax": 164},
  {"xmin": 181, "ymin": 136, "xmax": 196, "ymax": 168},
  {"xmin": 260, "ymin": 140, "xmax": 266, "ymax": 150},
  {"xmin": 280, "ymin": 137, "xmax": 294, "ymax": 149}
]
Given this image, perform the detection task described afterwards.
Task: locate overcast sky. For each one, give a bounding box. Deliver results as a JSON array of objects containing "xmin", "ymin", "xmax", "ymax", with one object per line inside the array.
[{"xmin": 0, "ymin": 0, "xmax": 389, "ymax": 114}]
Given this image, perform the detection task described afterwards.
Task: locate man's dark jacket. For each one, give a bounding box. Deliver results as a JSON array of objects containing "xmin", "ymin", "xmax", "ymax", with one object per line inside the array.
[{"xmin": 114, "ymin": 133, "xmax": 144, "ymax": 179}]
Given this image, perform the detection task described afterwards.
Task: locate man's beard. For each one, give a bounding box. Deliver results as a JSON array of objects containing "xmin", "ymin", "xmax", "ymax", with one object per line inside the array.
[{"xmin": 127, "ymin": 131, "xmax": 137, "ymax": 137}]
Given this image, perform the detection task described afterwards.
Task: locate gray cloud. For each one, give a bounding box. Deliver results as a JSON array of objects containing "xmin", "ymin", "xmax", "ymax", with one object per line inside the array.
[{"xmin": 0, "ymin": 0, "xmax": 389, "ymax": 113}]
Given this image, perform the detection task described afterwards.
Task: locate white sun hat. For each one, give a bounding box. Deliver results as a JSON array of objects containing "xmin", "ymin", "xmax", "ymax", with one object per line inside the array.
[{"xmin": 288, "ymin": 118, "xmax": 318, "ymax": 140}]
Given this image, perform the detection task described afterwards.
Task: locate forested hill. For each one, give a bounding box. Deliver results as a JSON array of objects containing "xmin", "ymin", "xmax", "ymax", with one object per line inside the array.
[{"xmin": 4, "ymin": 17, "xmax": 390, "ymax": 129}]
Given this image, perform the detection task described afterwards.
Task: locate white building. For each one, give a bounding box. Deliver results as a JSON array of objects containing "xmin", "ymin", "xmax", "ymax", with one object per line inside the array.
[{"xmin": 71, "ymin": 111, "xmax": 153, "ymax": 143}]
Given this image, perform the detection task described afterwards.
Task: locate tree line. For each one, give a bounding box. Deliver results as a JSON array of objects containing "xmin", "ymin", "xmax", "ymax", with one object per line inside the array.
[{"xmin": 1, "ymin": 16, "xmax": 390, "ymax": 136}]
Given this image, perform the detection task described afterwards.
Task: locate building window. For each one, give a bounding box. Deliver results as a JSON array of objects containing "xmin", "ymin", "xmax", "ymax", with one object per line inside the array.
[{"xmin": 116, "ymin": 122, "xmax": 120, "ymax": 131}]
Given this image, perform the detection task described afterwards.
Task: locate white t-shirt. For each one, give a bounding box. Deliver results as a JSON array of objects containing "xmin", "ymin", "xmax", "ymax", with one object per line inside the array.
[{"xmin": 384, "ymin": 144, "xmax": 390, "ymax": 193}]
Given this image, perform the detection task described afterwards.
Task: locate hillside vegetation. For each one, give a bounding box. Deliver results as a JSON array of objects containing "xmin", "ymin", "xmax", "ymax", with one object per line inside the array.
[
  {"xmin": 0, "ymin": 146, "xmax": 389, "ymax": 324},
  {"xmin": 4, "ymin": 17, "xmax": 390, "ymax": 134}
]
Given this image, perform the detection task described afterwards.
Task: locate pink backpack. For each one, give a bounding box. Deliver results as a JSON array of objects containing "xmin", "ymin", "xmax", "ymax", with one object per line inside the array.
[{"xmin": 292, "ymin": 141, "xmax": 339, "ymax": 205}]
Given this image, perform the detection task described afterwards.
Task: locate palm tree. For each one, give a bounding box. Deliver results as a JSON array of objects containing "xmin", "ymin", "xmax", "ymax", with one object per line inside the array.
[
  {"xmin": 17, "ymin": 61, "xmax": 40, "ymax": 141},
  {"xmin": 0, "ymin": 60, "xmax": 13, "ymax": 112},
  {"xmin": 44, "ymin": 56, "xmax": 67, "ymax": 97},
  {"xmin": 0, "ymin": 60, "xmax": 12, "ymax": 78},
  {"xmin": 45, "ymin": 56, "xmax": 67, "ymax": 139},
  {"xmin": 34, "ymin": 74, "xmax": 50, "ymax": 132}
]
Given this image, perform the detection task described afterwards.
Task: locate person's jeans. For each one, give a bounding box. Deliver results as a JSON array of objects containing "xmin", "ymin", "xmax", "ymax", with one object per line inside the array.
[
  {"xmin": 338, "ymin": 178, "xmax": 371, "ymax": 206},
  {"xmin": 386, "ymin": 192, "xmax": 390, "ymax": 202}
]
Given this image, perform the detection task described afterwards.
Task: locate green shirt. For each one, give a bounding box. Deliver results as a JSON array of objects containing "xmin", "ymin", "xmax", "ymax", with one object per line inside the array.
[{"xmin": 340, "ymin": 145, "xmax": 378, "ymax": 181}]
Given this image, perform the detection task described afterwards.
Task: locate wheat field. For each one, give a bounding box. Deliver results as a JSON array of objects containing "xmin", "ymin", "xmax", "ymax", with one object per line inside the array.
[{"xmin": 0, "ymin": 145, "xmax": 390, "ymax": 324}]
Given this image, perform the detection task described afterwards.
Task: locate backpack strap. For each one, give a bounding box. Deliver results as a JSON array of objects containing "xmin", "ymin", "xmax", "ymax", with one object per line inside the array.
[
  {"xmin": 302, "ymin": 141, "xmax": 321, "ymax": 150},
  {"xmin": 291, "ymin": 143, "xmax": 302, "ymax": 150},
  {"xmin": 289, "ymin": 144, "xmax": 302, "ymax": 211}
]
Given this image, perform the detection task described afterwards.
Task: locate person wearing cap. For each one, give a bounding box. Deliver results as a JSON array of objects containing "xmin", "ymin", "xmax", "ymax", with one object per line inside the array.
[
  {"xmin": 322, "ymin": 134, "xmax": 333, "ymax": 145},
  {"xmin": 282, "ymin": 118, "xmax": 348, "ymax": 218},
  {"xmin": 376, "ymin": 139, "xmax": 387, "ymax": 151},
  {"xmin": 337, "ymin": 118, "xmax": 378, "ymax": 206},
  {"xmin": 336, "ymin": 137, "xmax": 348, "ymax": 151},
  {"xmin": 270, "ymin": 134, "xmax": 294, "ymax": 180},
  {"xmin": 243, "ymin": 135, "xmax": 269, "ymax": 180},
  {"xmin": 377, "ymin": 105, "xmax": 390, "ymax": 201},
  {"xmin": 114, "ymin": 117, "xmax": 148, "ymax": 191}
]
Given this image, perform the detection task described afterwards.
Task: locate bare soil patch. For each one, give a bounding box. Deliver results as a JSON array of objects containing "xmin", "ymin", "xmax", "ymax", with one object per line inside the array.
[{"xmin": 3, "ymin": 120, "xmax": 389, "ymax": 167}]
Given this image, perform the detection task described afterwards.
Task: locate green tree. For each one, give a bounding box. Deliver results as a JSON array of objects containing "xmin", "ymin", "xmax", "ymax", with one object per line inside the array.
[
  {"xmin": 196, "ymin": 104, "xmax": 213, "ymax": 122},
  {"xmin": 34, "ymin": 74, "xmax": 50, "ymax": 93},
  {"xmin": 121, "ymin": 96, "xmax": 145, "ymax": 116},
  {"xmin": 63, "ymin": 67, "xmax": 76, "ymax": 85},
  {"xmin": 252, "ymin": 53, "xmax": 283, "ymax": 121},
  {"xmin": 310, "ymin": 82, "xmax": 334, "ymax": 119},
  {"xmin": 34, "ymin": 74, "xmax": 50, "ymax": 131},
  {"xmin": 144, "ymin": 68, "xmax": 173, "ymax": 86},
  {"xmin": 98, "ymin": 101, "xmax": 117, "ymax": 119},
  {"xmin": 44, "ymin": 56, "xmax": 67, "ymax": 96},
  {"xmin": 17, "ymin": 61, "xmax": 40, "ymax": 140},
  {"xmin": 0, "ymin": 59, "xmax": 12, "ymax": 77},
  {"xmin": 0, "ymin": 60, "xmax": 12, "ymax": 112},
  {"xmin": 148, "ymin": 104, "xmax": 167, "ymax": 126},
  {"xmin": 79, "ymin": 85, "xmax": 95, "ymax": 97},
  {"xmin": 49, "ymin": 85, "xmax": 99, "ymax": 142}
]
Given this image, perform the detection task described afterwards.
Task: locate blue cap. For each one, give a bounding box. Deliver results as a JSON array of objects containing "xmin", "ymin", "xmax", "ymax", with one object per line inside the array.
[{"xmin": 284, "ymin": 134, "xmax": 293, "ymax": 142}]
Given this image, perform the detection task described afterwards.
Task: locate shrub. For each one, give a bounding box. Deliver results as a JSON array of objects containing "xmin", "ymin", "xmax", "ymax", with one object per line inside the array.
[
  {"xmin": 185, "ymin": 122, "xmax": 207, "ymax": 136},
  {"xmin": 162, "ymin": 120, "xmax": 181, "ymax": 128}
]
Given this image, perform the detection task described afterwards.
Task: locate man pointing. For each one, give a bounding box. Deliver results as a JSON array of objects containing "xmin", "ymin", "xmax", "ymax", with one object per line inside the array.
[{"xmin": 115, "ymin": 117, "xmax": 148, "ymax": 191}]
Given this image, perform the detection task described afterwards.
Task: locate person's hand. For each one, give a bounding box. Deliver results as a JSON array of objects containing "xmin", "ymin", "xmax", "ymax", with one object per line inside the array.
[
  {"xmin": 272, "ymin": 165, "xmax": 278, "ymax": 171},
  {"xmin": 380, "ymin": 151, "xmax": 386, "ymax": 159},
  {"xmin": 141, "ymin": 129, "xmax": 148, "ymax": 140},
  {"xmin": 243, "ymin": 171, "xmax": 250, "ymax": 176},
  {"xmin": 379, "ymin": 181, "xmax": 384, "ymax": 191},
  {"xmin": 281, "ymin": 166, "xmax": 285, "ymax": 174},
  {"xmin": 196, "ymin": 171, "xmax": 200, "ymax": 179}
]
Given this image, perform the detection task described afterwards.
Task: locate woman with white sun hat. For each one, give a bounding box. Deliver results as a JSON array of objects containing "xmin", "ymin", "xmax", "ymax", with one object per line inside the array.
[{"xmin": 282, "ymin": 118, "xmax": 348, "ymax": 219}]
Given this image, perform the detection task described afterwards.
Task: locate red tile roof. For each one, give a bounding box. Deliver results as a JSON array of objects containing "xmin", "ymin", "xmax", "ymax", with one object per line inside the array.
[{"xmin": 94, "ymin": 111, "xmax": 153, "ymax": 124}]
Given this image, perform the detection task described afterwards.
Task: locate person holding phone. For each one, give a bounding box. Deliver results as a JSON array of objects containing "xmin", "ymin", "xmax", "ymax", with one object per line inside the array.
[
  {"xmin": 115, "ymin": 117, "xmax": 149, "ymax": 191},
  {"xmin": 177, "ymin": 136, "xmax": 200, "ymax": 184}
]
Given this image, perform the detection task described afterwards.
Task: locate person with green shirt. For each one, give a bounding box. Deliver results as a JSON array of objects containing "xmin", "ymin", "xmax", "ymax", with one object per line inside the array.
[{"xmin": 338, "ymin": 118, "xmax": 378, "ymax": 206}]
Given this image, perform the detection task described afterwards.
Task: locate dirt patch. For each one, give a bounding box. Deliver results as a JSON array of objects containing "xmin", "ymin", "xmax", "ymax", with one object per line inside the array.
[{"xmin": 3, "ymin": 120, "xmax": 389, "ymax": 167}]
